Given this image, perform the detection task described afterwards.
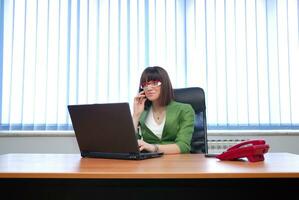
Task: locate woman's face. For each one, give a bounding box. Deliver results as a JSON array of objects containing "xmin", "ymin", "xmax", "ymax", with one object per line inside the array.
[{"xmin": 141, "ymin": 80, "xmax": 162, "ymax": 102}]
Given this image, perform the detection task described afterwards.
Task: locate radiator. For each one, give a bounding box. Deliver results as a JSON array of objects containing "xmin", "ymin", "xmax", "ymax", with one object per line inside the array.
[{"xmin": 207, "ymin": 139, "xmax": 248, "ymax": 154}]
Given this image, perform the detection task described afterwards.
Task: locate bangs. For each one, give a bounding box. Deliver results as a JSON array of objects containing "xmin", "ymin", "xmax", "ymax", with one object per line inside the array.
[{"xmin": 140, "ymin": 68, "xmax": 162, "ymax": 84}]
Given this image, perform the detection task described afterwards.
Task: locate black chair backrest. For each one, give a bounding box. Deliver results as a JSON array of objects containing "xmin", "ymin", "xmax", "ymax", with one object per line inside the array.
[{"xmin": 173, "ymin": 87, "xmax": 207, "ymax": 153}]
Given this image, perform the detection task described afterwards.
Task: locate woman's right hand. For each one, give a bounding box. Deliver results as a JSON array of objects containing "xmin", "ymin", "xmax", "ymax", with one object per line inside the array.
[{"xmin": 133, "ymin": 91, "xmax": 147, "ymax": 118}]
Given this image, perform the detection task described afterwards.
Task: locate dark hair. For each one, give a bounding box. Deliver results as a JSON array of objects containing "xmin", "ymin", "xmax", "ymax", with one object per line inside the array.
[{"xmin": 139, "ymin": 66, "xmax": 174, "ymax": 109}]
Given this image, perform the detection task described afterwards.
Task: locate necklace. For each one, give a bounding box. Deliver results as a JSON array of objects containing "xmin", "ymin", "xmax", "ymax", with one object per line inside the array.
[
  {"xmin": 153, "ymin": 108, "xmax": 165, "ymax": 121},
  {"xmin": 156, "ymin": 115, "xmax": 161, "ymax": 120}
]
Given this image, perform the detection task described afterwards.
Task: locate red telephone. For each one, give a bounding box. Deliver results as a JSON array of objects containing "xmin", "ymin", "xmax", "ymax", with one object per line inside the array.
[{"xmin": 216, "ymin": 139, "xmax": 270, "ymax": 162}]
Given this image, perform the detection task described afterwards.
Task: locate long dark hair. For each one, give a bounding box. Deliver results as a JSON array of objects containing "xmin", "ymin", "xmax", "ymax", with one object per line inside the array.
[{"xmin": 139, "ymin": 66, "xmax": 174, "ymax": 109}]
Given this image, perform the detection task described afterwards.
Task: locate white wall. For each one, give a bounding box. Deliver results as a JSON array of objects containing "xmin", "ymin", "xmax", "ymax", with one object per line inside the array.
[
  {"xmin": 0, "ymin": 131, "xmax": 298, "ymax": 155},
  {"xmin": 0, "ymin": 132, "xmax": 80, "ymax": 154}
]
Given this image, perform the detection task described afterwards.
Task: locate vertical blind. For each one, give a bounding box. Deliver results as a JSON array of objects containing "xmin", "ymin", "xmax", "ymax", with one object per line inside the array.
[{"xmin": 0, "ymin": 0, "xmax": 298, "ymax": 131}]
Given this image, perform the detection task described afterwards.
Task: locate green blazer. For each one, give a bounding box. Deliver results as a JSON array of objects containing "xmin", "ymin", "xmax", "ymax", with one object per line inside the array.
[{"xmin": 138, "ymin": 101, "xmax": 195, "ymax": 153}]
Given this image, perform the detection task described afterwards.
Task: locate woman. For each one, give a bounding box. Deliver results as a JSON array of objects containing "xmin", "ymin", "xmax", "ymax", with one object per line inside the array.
[{"xmin": 133, "ymin": 66, "xmax": 195, "ymax": 154}]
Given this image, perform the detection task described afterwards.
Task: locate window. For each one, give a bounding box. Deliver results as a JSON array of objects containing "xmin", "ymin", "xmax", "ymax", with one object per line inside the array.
[{"xmin": 0, "ymin": 0, "xmax": 298, "ymax": 131}]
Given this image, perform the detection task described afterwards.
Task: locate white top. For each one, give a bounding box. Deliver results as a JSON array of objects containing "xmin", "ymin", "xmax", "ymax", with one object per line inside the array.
[{"xmin": 145, "ymin": 107, "xmax": 165, "ymax": 139}]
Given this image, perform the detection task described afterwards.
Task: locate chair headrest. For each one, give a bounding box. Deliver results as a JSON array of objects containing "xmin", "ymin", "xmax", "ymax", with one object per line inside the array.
[{"xmin": 173, "ymin": 87, "xmax": 206, "ymax": 113}]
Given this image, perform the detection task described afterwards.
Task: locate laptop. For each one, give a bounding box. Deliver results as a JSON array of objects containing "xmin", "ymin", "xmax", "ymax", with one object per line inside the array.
[{"xmin": 68, "ymin": 103, "xmax": 163, "ymax": 160}]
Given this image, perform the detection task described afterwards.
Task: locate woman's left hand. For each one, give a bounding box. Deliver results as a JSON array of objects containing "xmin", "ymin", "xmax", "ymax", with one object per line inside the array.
[{"xmin": 138, "ymin": 140, "xmax": 156, "ymax": 152}]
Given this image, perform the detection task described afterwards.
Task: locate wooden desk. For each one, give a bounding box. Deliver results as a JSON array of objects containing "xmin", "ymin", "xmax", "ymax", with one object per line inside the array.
[{"xmin": 0, "ymin": 153, "xmax": 298, "ymax": 199}]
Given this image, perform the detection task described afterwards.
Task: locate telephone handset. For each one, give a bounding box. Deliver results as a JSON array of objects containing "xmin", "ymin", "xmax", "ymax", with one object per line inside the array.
[
  {"xmin": 216, "ymin": 139, "xmax": 270, "ymax": 162},
  {"xmin": 138, "ymin": 89, "xmax": 149, "ymax": 105}
]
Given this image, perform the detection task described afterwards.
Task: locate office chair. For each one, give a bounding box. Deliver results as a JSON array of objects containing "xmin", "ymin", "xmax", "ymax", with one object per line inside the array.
[{"xmin": 173, "ymin": 87, "xmax": 207, "ymax": 153}]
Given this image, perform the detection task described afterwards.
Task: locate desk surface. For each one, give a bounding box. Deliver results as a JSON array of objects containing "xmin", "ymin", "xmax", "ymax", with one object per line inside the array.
[{"xmin": 0, "ymin": 153, "xmax": 298, "ymax": 179}]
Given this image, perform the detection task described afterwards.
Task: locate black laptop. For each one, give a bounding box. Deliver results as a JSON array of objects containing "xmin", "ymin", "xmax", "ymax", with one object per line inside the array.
[{"xmin": 68, "ymin": 103, "xmax": 163, "ymax": 160}]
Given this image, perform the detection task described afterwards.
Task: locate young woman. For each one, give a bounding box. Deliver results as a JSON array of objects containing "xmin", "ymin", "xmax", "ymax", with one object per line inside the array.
[{"xmin": 133, "ymin": 66, "xmax": 195, "ymax": 154}]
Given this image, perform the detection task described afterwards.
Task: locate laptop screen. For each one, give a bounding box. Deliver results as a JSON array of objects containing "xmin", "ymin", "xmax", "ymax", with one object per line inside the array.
[{"xmin": 68, "ymin": 103, "xmax": 140, "ymax": 154}]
